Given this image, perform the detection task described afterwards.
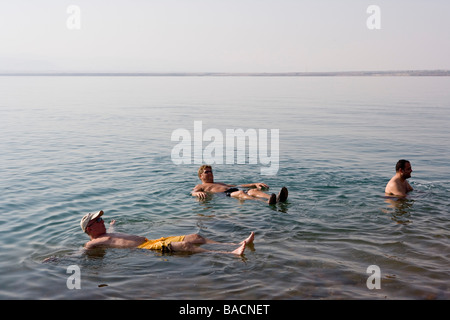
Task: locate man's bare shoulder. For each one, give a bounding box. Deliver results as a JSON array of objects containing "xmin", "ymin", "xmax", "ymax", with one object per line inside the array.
[
  {"xmin": 385, "ymin": 176, "xmax": 408, "ymax": 197},
  {"xmin": 193, "ymin": 183, "xmax": 205, "ymax": 190},
  {"xmin": 385, "ymin": 176, "xmax": 396, "ymax": 190}
]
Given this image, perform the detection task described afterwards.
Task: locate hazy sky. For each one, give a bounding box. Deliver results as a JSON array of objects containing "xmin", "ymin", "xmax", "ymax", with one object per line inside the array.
[{"xmin": 1, "ymin": 0, "xmax": 449, "ymax": 73}]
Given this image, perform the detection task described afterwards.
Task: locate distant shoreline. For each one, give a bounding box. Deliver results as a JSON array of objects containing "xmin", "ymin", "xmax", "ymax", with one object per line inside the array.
[{"xmin": 1, "ymin": 70, "xmax": 449, "ymax": 77}]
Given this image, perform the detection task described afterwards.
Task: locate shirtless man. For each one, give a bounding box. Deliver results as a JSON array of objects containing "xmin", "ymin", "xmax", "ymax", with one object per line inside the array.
[
  {"xmin": 80, "ymin": 210, "xmax": 253, "ymax": 255},
  {"xmin": 385, "ymin": 159, "xmax": 414, "ymax": 197},
  {"xmin": 191, "ymin": 165, "xmax": 288, "ymax": 205}
]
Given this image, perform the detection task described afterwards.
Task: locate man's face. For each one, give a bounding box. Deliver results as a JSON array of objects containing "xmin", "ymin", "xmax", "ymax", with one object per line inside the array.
[
  {"xmin": 86, "ymin": 217, "xmax": 106, "ymax": 236},
  {"xmin": 401, "ymin": 162, "xmax": 413, "ymax": 179},
  {"xmin": 201, "ymin": 168, "xmax": 214, "ymax": 183}
]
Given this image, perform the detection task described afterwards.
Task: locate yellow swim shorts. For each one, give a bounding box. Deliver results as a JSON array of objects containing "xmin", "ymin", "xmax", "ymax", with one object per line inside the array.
[{"xmin": 137, "ymin": 235, "xmax": 186, "ymax": 251}]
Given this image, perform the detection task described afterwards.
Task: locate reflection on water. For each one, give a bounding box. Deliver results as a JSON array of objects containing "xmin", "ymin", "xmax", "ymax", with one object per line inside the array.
[
  {"xmin": 383, "ymin": 197, "xmax": 415, "ymax": 225},
  {"xmin": 84, "ymin": 248, "xmax": 108, "ymax": 260}
]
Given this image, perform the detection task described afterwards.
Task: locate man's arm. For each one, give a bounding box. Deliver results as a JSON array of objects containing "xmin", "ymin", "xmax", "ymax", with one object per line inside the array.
[
  {"xmin": 406, "ymin": 181, "xmax": 414, "ymax": 192},
  {"xmin": 192, "ymin": 184, "xmax": 208, "ymax": 199},
  {"xmin": 107, "ymin": 220, "xmax": 116, "ymax": 233},
  {"xmin": 85, "ymin": 236, "xmax": 112, "ymax": 249}
]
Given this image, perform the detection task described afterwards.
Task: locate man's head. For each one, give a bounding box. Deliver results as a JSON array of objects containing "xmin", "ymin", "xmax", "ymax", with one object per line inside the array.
[
  {"xmin": 198, "ymin": 165, "xmax": 213, "ymax": 182},
  {"xmin": 80, "ymin": 210, "xmax": 106, "ymax": 236},
  {"xmin": 395, "ymin": 159, "xmax": 412, "ymax": 179}
]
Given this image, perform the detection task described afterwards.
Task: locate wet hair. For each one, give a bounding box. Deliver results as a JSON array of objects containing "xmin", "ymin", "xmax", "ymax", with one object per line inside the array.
[
  {"xmin": 198, "ymin": 165, "xmax": 212, "ymax": 178},
  {"xmin": 395, "ymin": 159, "xmax": 410, "ymax": 172}
]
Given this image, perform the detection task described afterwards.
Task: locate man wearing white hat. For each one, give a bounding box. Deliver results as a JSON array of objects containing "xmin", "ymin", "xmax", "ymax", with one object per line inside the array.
[{"xmin": 80, "ymin": 210, "xmax": 253, "ymax": 255}]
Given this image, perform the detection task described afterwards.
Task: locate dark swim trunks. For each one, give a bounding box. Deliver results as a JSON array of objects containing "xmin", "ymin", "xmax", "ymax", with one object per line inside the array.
[{"xmin": 224, "ymin": 188, "xmax": 240, "ymax": 197}]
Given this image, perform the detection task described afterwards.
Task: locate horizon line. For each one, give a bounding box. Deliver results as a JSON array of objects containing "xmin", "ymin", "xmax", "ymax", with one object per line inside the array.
[{"xmin": 0, "ymin": 69, "xmax": 449, "ymax": 77}]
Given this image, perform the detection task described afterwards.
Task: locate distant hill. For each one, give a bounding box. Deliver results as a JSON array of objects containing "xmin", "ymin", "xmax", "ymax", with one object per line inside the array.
[{"xmin": 1, "ymin": 70, "xmax": 449, "ymax": 77}]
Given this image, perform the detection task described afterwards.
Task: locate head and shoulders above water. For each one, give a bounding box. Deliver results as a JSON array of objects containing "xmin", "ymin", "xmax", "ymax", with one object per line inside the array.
[{"xmin": 385, "ymin": 159, "xmax": 414, "ymax": 198}]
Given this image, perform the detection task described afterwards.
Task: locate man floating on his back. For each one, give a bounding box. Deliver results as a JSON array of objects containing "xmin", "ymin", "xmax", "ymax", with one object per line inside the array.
[
  {"xmin": 192, "ymin": 165, "xmax": 288, "ymax": 204},
  {"xmin": 81, "ymin": 210, "xmax": 254, "ymax": 255}
]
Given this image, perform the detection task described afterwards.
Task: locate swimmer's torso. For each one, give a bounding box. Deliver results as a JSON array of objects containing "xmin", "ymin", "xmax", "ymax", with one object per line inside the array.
[
  {"xmin": 194, "ymin": 182, "xmax": 233, "ymax": 193},
  {"xmin": 87, "ymin": 233, "xmax": 147, "ymax": 248}
]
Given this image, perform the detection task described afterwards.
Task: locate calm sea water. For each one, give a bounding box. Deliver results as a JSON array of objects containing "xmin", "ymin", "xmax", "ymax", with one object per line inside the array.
[{"xmin": 0, "ymin": 76, "xmax": 449, "ymax": 300}]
